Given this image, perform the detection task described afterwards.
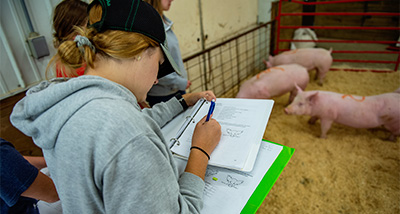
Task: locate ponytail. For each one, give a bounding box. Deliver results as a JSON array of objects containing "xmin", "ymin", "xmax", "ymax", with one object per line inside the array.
[{"xmin": 46, "ymin": 3, "xmax": 159, "ymax": 79}]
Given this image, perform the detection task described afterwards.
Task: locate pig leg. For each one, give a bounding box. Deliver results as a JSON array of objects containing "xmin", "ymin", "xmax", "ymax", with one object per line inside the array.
[
  {"xmin": 383, "ymin": 126, "xmax": 399, "ymax": 142},
  {"xmin": 318, "ymin": 73, "xmax": 326, "ymax": 86},
  {"xmin": 387, "ymin": 134, "xmax": 398, "ymax": 142},
  {"xmin": 314, "ymin": 69, "xmax": 319, "ymax": 81},
  {"xmin": 287, "ymin": 89, "xmax": 298, "ymax": 106},
  {"xmin": 314, "ymin": 67, "xmax": 323, "ymax": 86},
  {"xmin": 382, "ymin": 116, "xmax": 400, "ymax": 142},
  {"xmin": 308, "ymin": 116, "xmax": 318, "ymax": 124},
  {"xmin": 316, "ymin": 66, "xmax": 329, "ymax": 86},
  {"xmin": 319, "ymin": 119, "xmax": 334, "ymax": 138}
]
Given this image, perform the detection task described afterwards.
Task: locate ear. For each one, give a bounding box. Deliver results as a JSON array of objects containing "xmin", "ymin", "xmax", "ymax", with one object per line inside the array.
[
  {"xmin": 307, "ymin": 91, "xmax": 319, "ymax": 105},
  {"xmin": 263, "ymin": 59, "xmax": 268, "ymax": 67},
  {"xmin": 267, "ymin": 55, "xmax": 273, "ymax": 67},
  {"xmin": 306, "ymin": 28, "xmax": 318, "ymax": 41},
  {"xmin": 295, "ymin": 83, "xmax": 303, "ymax": 93}
]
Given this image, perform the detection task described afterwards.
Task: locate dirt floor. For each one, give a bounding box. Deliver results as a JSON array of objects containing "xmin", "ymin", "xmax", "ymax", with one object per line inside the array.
[{"xmin": 255, "ymin": 68, "xmax": 400, "ymax": 214}]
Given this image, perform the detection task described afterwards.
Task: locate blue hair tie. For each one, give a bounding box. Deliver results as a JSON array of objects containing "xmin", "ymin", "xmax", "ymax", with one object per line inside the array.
[{"xmin": 74, "ymin": 35, "xmax": 96, "ymax": 54}]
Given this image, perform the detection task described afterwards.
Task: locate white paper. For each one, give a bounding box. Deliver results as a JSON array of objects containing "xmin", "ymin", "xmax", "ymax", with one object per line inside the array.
[
  {"xmin": 162, "ymin": 98, "xmax": 207, "ymax": 148},
  {"xmin": 37, "ymin": 200, "xmax": 63, "ymax": 214},
  {"xmin": 163, "ymin": 98, "xmax": 274, "ymax": 171},
  {"xmin": 174, "ymin": 140, "xmax": 283, "ymax": 214},
  {"xmin": 37, "ymin": 168, "xmax": 63, "ymax": 214}
]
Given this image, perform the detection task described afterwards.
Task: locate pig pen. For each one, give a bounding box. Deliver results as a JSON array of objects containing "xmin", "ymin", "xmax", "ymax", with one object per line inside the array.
[
  {"xmin": 183, "ymin": 21, "xmax": 399, "ymax": 213},
  {"xmin": 256, "ymin": 68, "xmax": 400, "ymax": 214},
  {"xmin": 260, "ymin": 1, "xmax": 400, "ymax": 212}
]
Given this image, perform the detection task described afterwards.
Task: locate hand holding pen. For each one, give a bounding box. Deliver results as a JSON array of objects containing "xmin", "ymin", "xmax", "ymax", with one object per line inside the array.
[
  {"xmin": 187, "ymin": 114, "xmax": 221, "ymax": 179},
  {"xmin": 186, "ymin": 95, "xmax": 221, "ymax": 179},
  {"xmin": 191, "ymin": 114, "xmax": 221, "ymax": 160}
]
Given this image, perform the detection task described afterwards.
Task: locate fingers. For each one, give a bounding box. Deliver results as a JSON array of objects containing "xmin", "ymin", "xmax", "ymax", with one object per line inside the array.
[
  {"xmin": 199, "ymin": 115, "xmax": 209, "ymax": 124},
  {"xmin": 199, "ymin": 116, "xmax": 220, "ymax": 132},
  {"xmin": 186, "ymin": 80, "xmax": 192, "ymax": 89},
  {"xmin": 199, "ymin": 114, "xmax": 214, "ymax": 124},
  {"xmin": 182, "ymin": 90, "xmax": 217, "ymax": 106},
  {"xmin": 199, "ymin": 115, "xmax": 207, "ymax": 123},
  {"xmin": 203, "ymin": 91, "xmax": 216, "ymax": 101},
  {"xmin": 192, "ymin": 116, "xmax": 221, "ymax": 154}
]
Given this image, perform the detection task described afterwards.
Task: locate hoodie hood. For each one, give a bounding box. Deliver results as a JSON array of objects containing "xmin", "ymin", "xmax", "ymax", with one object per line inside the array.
[{"xmin": 10, "ymin": 76, "xmax": 140, "ymax": 150}]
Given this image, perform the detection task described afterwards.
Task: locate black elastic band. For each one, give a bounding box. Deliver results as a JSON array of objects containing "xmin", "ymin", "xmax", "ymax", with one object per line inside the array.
[
  {"xmin": 175, "ymin": 93, "xmax": 188, "ymax": 111},
  {"xmin": 190, "ymin": 146, "xmax": 210, "ymax": 160}
]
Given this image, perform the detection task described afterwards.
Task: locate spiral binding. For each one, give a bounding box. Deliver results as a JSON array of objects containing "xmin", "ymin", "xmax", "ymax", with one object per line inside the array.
[{"xmin": 170, "ymin": 138, "xmax": 180, "ymax": 146}]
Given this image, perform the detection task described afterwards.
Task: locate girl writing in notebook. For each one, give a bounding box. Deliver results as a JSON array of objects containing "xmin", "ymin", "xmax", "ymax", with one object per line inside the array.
[{"xmin": 11, "ymin": 0, "xmax": 221, "ymax": 213}]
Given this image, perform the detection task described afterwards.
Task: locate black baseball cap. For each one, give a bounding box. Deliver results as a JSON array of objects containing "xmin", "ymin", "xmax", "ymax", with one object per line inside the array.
[{"xmin": 88, "ymin": 0, "xmax": 181, "ymax": 79}]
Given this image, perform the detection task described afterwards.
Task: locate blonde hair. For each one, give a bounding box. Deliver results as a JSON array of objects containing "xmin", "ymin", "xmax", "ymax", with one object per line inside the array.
[
  {"xmin": 46, "ymin": 3, "xmax": 159, "ymax": 78},
  {"xmin": 143, "ymin": 0, "xmax": 163, "ymax": 16}
]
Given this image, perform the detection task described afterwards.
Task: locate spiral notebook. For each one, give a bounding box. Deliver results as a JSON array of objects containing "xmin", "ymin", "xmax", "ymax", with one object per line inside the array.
[{"xmin": 161, "ymin": 98, "xmax": 274, "ymax": 172}]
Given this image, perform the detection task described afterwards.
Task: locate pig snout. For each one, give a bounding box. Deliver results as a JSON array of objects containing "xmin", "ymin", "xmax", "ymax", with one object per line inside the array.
[{"xmin": 284, "ymin": 107, "xmax": 291, "ymax": 114}]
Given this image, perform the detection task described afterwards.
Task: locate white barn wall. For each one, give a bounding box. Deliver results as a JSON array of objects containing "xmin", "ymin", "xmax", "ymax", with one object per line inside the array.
[
  {"xmin": 163, "ymin": 0, "xmax": 202, "ymax": 57},
  {"xmin": 201, "ymin": 0, "xmax": 258, "ymax": 48},
  {"xmin": 165, "ymin": 0, "xmax": 271, "ymax": 58}
]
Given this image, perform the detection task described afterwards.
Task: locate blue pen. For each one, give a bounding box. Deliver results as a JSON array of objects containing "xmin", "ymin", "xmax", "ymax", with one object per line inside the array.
[{"xmin": 205, "ymin": 100, "xmax": 216, "ymax": 122}]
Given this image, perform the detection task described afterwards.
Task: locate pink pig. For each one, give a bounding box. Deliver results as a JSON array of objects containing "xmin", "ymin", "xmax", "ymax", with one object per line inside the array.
[
  {"xmin": 284, "ymin": 85, "xmax": 400, "ymax": 141},
  {"xmin": 266, "ymin": 48, "xmax": 333, "ymax": 86},
  {"xmin": 236, "ymin": 64, "xmax": 309, "ymax": 105}
]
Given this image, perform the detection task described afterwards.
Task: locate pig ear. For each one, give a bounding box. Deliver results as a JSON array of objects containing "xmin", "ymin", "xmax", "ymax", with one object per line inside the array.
[
  {"xmin": 263, "ymin": 59, "xmax": 268, "ymax": 67},
  {"xmin": 307, "ymin": 91, "xmax": 319, "ymax": 104},
  {"xmin": 295, "ymin": 83, "xmax": 303, "ymax": 92},
  {"xmin": 266, "ymin": 56, "xmax": 273, "ymax": 68}
]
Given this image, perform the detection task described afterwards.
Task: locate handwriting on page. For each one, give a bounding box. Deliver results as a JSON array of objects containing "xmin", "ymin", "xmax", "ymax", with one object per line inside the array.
[
  {"xmin": 173, "ymin": 140, "xmax": 283, "ymax": 214},
  {"xmin": 223, "ymin": 175, "xmax": 244, "ymax": 188},
  {"xmin": 200, "ymin": 142, "xmax": 283, "ymax": 214},
  {"xmin": 226, "ymin": 128, "xmax": 243, "ymax": 138},
  {"xmin": 215, "ymin": 105, "xmax": 249, "ymax": 120},
  {"xmin": 202, "ymin": 143, "xmax": 277, "ymax": 196},
  {"xmin": 169, "ymin": 98, "xmax": 275, "ymax": 172},
  {"xmin": 214, "ymin": 105, "xmax": 251, "ymax": 125}
]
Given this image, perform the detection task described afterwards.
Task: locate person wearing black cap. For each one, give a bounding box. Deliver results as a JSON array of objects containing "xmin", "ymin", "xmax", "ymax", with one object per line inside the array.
[{"xmin": 10, "ymin": 0, "xmax": 221, "ymax": 213}]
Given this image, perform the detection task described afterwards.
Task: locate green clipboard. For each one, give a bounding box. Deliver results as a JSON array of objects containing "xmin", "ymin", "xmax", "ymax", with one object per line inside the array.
[{"xmin": 240, "ymin": 139, "xmax": 295, "ymax": 214}]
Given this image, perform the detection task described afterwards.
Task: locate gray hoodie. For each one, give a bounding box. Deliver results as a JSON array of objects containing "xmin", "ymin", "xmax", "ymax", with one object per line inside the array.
[
  {"xmin": 10, "ymin": 76, "xmax": 204, "ymax": 214},
  {"xmin": 147, "ymin": 16, "xmax": 188, "ymax": 96}
]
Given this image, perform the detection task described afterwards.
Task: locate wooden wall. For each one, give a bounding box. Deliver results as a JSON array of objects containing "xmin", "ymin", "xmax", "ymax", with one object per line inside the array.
[
  {"xmin": 314, "ymin": 1, "xmax": 399, "ymax": 41},
  {"xmin": 272, "ymin": 0, "xmax": 400, "ymax": 50},
  {"xmin": 0, "ymin": 92, "xmax": 42, "ymax": 156}
]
